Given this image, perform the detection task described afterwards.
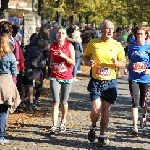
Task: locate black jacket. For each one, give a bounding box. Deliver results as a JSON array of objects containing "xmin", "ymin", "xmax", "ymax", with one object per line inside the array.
[{"xmin": 24, "ymin": 46, "xmax": 47, "ymax": 80}]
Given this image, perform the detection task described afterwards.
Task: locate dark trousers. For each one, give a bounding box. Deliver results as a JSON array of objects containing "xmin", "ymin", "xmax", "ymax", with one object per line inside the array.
[
  {"xmin": 0, "ymin": 104, "xmax": 8, "ymax": 139},
  {"xmin": 16, "ymin": 71, "xmax": 22, "ymax": 97},
  {"xmin": 35, "ymin": 85, "xmax": 42, "ymax": 100}
]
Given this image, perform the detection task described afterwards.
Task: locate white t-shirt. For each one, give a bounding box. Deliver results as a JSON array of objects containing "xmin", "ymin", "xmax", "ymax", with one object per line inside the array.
[{"xmin": 15, "ymin": 32, "xmax": 22, "ymax": 45}]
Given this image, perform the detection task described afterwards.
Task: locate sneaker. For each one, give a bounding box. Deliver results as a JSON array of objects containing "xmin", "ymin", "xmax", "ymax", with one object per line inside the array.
[
  {"xmin": 140, "ymin": 113, "xmax": 147, "ymax": 129},
  {"xmin": 73, "ymin": 78, "xmax": 79, "ymax": 82},
  {"xmin": 77, "ymin": 70, "xmax": 82, "ymax": 74},
  {"xmin": 0, "ymin": 138, "xmax": 10, "ymax": 144},
  {"xmin": 20, "ymin": 101, "xmax": 25, "ymax": 108},
  {"xmin": 98, "ymin": 137, "xmax": 106, "ymax": 147},
  {"xmin": 140, "ymin": 119, "xmax": 147, "ymax": 129},
  {"xmin": 50, "ymin": 126, "xmax": 56, "ymax": 136},
  {"xmin": 88, "ymin": 126, "xmax": 96, "ymax": 142},
  {"xmin": 29, "ymin": 104, "xmax": 38, "ymax": 111},
  {"xmin": 35, "ymin": 99, "xmax": 41, "ymax": 103},
  {"xmin": 59, "ymin": 122, "xmax": 66, "ymax": 133},
  {"xmin": 132, "ymin": 125, "xmax": 138, "ymax": 137}
]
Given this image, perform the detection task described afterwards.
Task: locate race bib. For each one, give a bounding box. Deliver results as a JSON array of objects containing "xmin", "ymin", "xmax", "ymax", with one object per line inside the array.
[
  {"xmin": 132, "ymin": 62, "xmax": 146, "ymax": 72},
  {"xmin": 52, "ymin": 62, "xmax": 67, "ymax": 73},
  {"xmin": 96, "ymin": 66, "xmax": 111, "ymax": 78}
]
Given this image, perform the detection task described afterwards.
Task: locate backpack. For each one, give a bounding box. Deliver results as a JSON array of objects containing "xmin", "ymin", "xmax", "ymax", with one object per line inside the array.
[{"xmin": 84, "ymin": 30, "xmax": 93, "ymax": 43}]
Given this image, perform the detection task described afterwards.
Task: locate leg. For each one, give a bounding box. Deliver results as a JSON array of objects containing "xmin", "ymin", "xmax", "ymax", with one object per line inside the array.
[
  {"xmin": 129, "ymin": 81, "xmax": 139, "ymax": 136},
  {"xmin": 60, "ymin": 83, "xmax": 72, "ymax": 123},
  {"xmin": 28, "ymin": 86, "xmax": 34, "ymax": 104},
  {"xmin": 139, "ymin": 83, "xmax": 150, "ymax": 128},
  {"xmin": 21, "ymin": 84, "xmax": 27, "ymax": 101},
  {"xmin": 129, "ymin": 81, "xmax": 139, "ymax": 125},
  {"xmin": 0, "ymin": 104, "xmax": 8, "ymax": 140},
  {"xmin": 90, "ymin": 99, "xmax": 101, "ymax": 126},
  {"xmin": 16, "ymin": 72, "xmax": 22, "ymax": 98},
  {"xmin": 50, "ymin": 80, "xmax": 61, "ymax": 127},
  {"xmin": 100, "ymin": 99, "xmax": 111, "ymax": 135},
  {"xmin": 73, "ymin": 58, "xmax": 80, "ymax": 80},
  {"xmin": 35, "ymin": 85, "xmax": 42, "ymax": 101}
]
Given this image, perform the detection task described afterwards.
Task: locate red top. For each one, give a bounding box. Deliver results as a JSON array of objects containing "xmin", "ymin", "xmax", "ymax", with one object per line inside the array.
[
  {"xmin": 14, "ymin": 39, "xmax": 24, "ymax": 72},
  {"xmin": 50, "ymin": 41, "xmax": 73, "ymax": 80}
]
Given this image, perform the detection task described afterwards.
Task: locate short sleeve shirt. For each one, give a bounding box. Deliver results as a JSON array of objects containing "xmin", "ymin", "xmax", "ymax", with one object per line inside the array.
[{"xmin": 83, "ymin": 38, "xmax": 126, "ymax": 80}]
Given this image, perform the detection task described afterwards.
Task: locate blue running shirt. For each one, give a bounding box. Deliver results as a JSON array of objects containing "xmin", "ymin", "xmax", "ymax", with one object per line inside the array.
[{"xmin": 128, "ymin": 43, "xmax": 150, "ymax": 83}]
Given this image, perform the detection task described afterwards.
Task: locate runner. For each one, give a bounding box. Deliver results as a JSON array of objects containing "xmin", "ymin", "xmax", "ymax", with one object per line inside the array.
[
  {"xmin": 49, "ymin": 26, "xmax": 75, "ymax": 135},
  {"xmin": 82, "ymin": 20, "xmax": 126, "ymax": 147},
  {"xmin": 127, "ymin": 26, "xmax": 150, "ymax": 136}
]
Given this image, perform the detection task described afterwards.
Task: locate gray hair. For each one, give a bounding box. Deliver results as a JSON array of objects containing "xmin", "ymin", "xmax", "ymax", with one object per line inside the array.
[
  {"xmin": 38, "ymin": 39, "xmax": 48, "ymax": 49},
  {"xmin": 100, "ymin": 20, "xmax": 113, "ymax": 29}
]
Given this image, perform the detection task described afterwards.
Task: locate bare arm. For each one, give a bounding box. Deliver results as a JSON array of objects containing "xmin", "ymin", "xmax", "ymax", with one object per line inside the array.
[
  {"xmin": 67, "ymin": 37, "xmax": 81, "ymax": 43},
  {"xmin": 82, "ymin": 56, "xmax": 96, "ymax": 67},
  {"xmin": 112, "ymin": 58, "xmax": 126, "ymax": 69},
  {"xmin": 59, "ymin": 44, "xmax": 75, "ymax": 66}
]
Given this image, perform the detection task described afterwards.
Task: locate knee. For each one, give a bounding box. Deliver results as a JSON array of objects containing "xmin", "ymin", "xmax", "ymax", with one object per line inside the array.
[
  {"xmin": 91, "ymin": 107, "xmax": 100, "ymax": 116},
  {"xmin": 53, "ymin": 102, "xmax": 59, "ymax": 107},
  {"xmin": 132, "ymin": 104, "xmax": 138, "ymax": 108},
  {"xmin": 61, "ymin": 100, "xmax": 68, "ymax": 105}
]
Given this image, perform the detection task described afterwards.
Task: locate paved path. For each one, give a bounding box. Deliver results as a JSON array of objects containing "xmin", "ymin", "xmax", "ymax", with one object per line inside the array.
[{"xmin": 1, "ymin": 71, "xmax": 150, "ymax": 150}]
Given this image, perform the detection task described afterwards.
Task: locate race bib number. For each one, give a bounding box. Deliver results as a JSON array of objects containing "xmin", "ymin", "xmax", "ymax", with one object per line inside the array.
[
  {"xmin": 52, "ymin": 62, "xmax": 67, "ymax": 73},
  {"xmin": 96, "ymin": 66, "xmax": 111, "ymax": 78},
  {"xmin": 132, "ymin": 62, "xmax": 146, "ymax": 72}
]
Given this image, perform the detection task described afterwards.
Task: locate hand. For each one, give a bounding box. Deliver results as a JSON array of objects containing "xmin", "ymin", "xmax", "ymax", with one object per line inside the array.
[
  {"xmin": 124, "ymin": 69, "xmax": 128, "ymax": 75},
  {"xmin": 58, "ymin": 50, "xmax": 67, "ymax": 59},
  {"xmin": 112, "ymin": 58, "xmax": 118, "ymax": 67},
  {"xmin": 88, "ymin": 60, "xmax": 96, "ymax": 67},
  {"xmin": 144, "ymin": 69, "xmax": 150, "ymax": 75}
]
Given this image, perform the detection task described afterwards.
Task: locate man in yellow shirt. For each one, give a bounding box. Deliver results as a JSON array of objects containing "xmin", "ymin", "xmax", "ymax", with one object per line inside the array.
[{"xmin": 83, "ymin": 20, "xmax": 126, "ymax": 147}]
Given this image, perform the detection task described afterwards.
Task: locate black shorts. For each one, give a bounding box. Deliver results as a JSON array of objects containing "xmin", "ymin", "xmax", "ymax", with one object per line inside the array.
[
  {"xmin": 87, "ymin": 78, "xmax": 118, "ymax": 105},
  {"xmin": 22, "ymin": 76, "xmax": 33, "ymax": 86}
]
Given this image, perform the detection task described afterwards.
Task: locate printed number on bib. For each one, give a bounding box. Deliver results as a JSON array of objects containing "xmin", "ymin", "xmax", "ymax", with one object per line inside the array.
[
  {"xmin": 96, "ymin": 66, "xmax": 111, "ymax": 78},
  {"xmin": 52, "ymin": 62, "xmax": 67, "ymax": 73},
  {"xmin": 132, "ymin": 62, "xmax": 146, "ymax": 72}
]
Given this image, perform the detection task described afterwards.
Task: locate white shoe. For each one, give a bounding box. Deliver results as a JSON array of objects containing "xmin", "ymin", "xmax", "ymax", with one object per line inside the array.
[
  {"xmin": 73, "ymin": 78, "xmax": 79, "ymax": 81},
  {"xmin": 77, "ymin": 70, "xmax": 82, "ymax": 74},
  {"xmin": 132, "ymin": 125, "xmax": 138, "ymax": 137},
  {"xmin": 0, "ymin": 138, "xmax": 10, "ymax": 144}
]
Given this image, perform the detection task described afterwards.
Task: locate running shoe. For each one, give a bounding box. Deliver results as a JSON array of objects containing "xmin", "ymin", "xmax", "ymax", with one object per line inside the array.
[
  {"xmin": 132, "ymin": 125, "xmax": 138, "ymax": 137},
  {"xmin": 88, "ymin": 126, "xmax": 96, "ymax": 142},
  {"xmin": 50, "ymin": 126, "xmax": 56, "ymax": 136},
  {"xmin": 0, "ymin": 138, "xmax": 10, "ymax": 144},
  {"xmin": 29, "ymin": 104, "xmax": 38, "ymax": 111},
  {"xmin": 59, "ymin": 122, "xmax": 66, "ymax": 133},
  {"xmin": 98, "ymin": 137, "xmax": 106, "ymax": 147},
  {"xmin": 140, "ymin": 113, "xmax": 147, "ymax": 129}
]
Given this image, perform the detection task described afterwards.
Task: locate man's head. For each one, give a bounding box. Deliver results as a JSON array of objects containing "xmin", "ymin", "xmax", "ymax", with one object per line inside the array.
[
  {"xmin": 38, "ymin": 39, "xmax": 48, "ymax": 50},
  {"xmin": 116, "ymin": 27, "xmax": 122, "ymax": 36},
  {"xmin": 53, "ymin": 22, "xmax": 58, "ymax": 29},
  {"xmin": 100, "ymin": 20, "xmax": 114, "ymax": 41}
]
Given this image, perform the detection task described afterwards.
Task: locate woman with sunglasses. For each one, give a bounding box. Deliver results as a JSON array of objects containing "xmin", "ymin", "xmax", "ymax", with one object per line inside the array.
[
  {"xmin": 49, "ymin": 26, "xmax": 75, "ymax": 135},
  {"xmin": 127, "ymin": 26, "xmax": 150, "ymax": 137}
]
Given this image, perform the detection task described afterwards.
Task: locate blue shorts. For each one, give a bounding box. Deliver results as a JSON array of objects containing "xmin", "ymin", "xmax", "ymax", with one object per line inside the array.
[{"xmin": 87, "ymin": 78, "xmax": 118, "ymax": 104}]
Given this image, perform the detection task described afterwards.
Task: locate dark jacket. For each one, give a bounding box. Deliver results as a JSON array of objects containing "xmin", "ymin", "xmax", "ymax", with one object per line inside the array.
[
  {"xmin": 24, "ymin": 46, "xmax": 47, "ymax": 80},
  {"xmin": 28, "ymin": 36, "xmax": 49, "ymax": 58},
  {"xmin": 67, "ymin": 37, "xmax": 82, "ymax": 58}
]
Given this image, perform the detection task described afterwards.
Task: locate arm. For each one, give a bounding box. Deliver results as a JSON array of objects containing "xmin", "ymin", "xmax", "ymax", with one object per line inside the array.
[
  {"xmin": 10, "ymin": 54, "xmax": 19, "ymax": 76},
  {"xmin": 59, "ymin": 44, "xmax": 75, "ymax": 66},
  {"xmin": 114, "ymin": 43, "xmax": 126, "ymax": 69},
  {"xmin": 82, "ymin": 56, "xmax": 96, "ymax": 67},
  {"xmin": 67, "ymin": 37, "xmax": 81, "ymax": 43}
]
